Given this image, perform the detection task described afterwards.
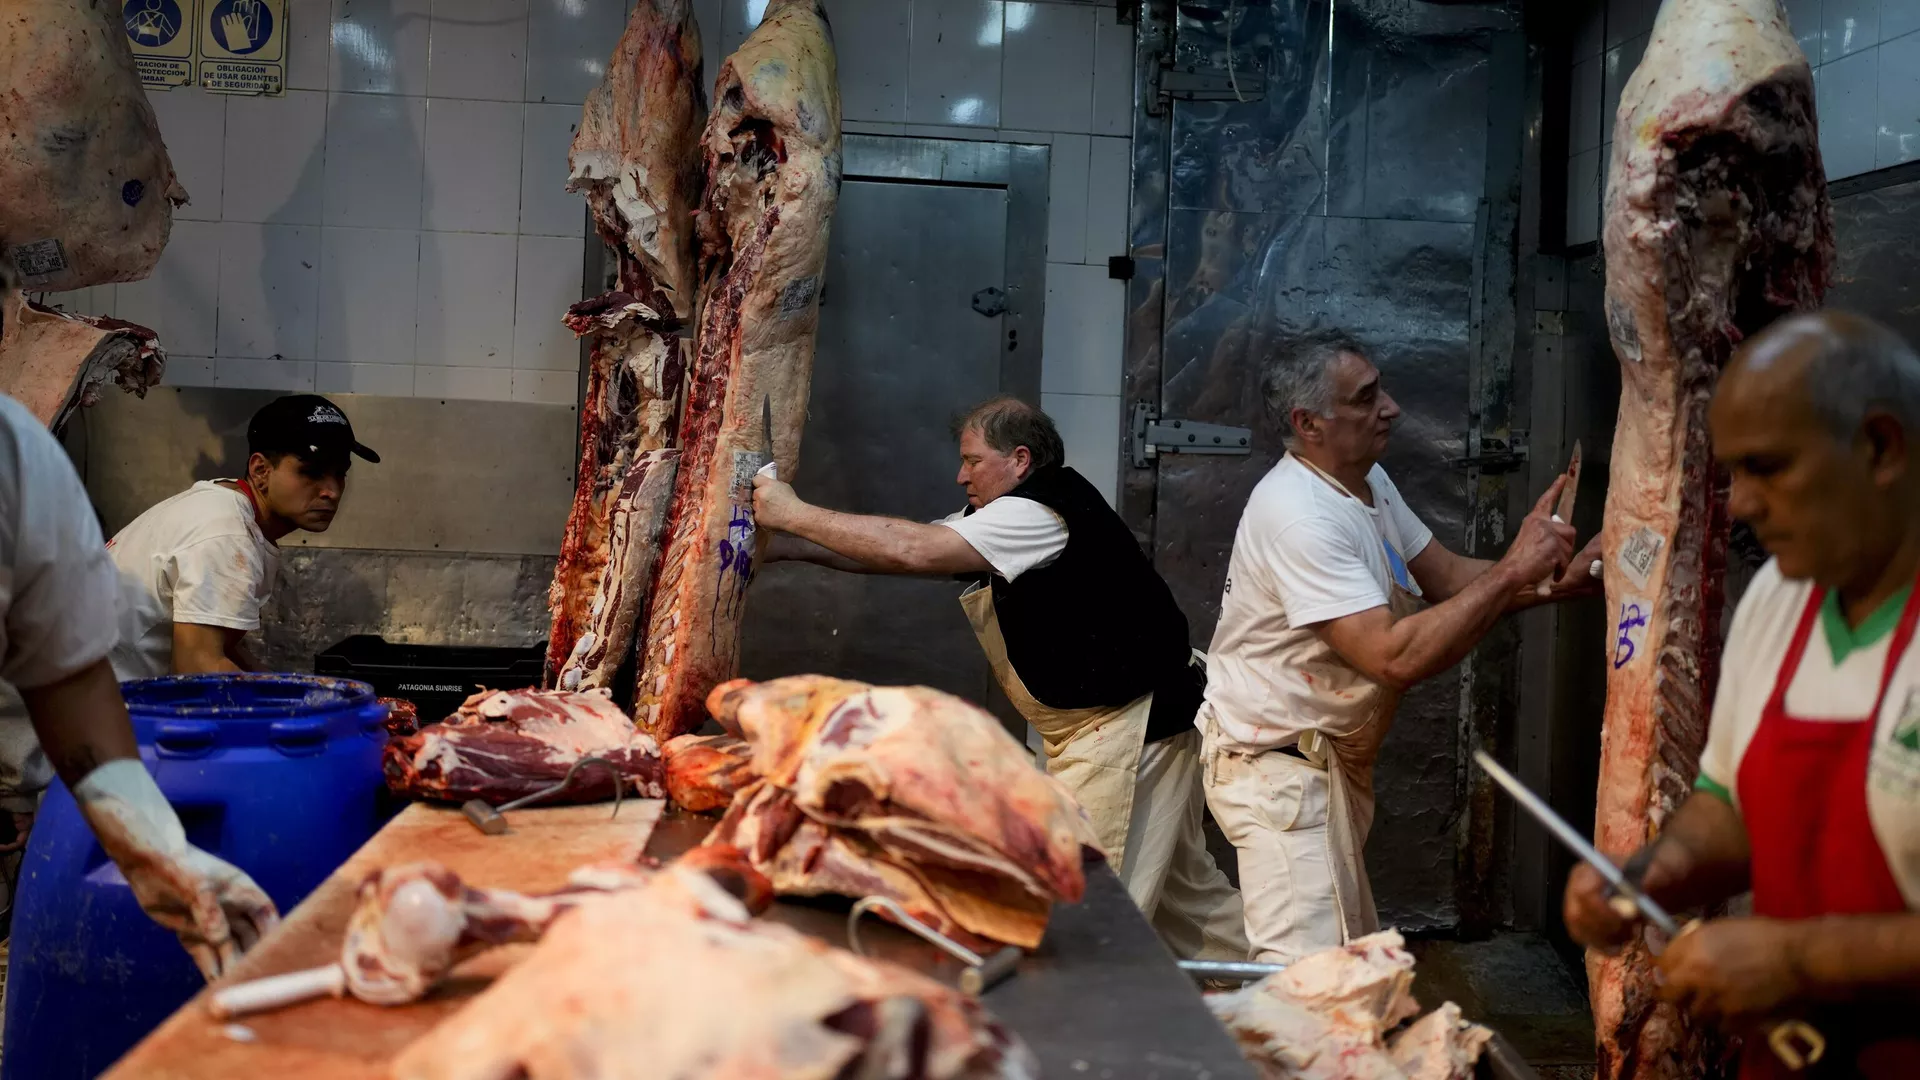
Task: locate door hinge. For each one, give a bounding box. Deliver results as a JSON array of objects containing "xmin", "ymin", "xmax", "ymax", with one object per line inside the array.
[
  {"xmin": 1130, "ymin": 403, "xmax": 1253, "ymax": 467},
  {"xmin": 1445, "ymin": 432, "xmax": 1530, "ymax": 474}
]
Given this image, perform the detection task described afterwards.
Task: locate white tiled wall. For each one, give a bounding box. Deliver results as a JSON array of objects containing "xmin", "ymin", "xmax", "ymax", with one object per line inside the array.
[
  {"xmin": 50, "ymin": 0, "xmax": 596, "ymax": 404},
  {"xmin": 1564, "ymin": 0, "xmax": 1920, "ymax": 244},
  {"xmin": 55, "ymin": 0, "xmax": 1138, "ymax": 499}
]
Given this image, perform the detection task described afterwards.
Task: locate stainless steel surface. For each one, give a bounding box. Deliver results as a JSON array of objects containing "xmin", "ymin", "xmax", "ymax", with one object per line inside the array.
[
  {"xmin": 1177, "ymin": 958, "xmax": 1283, "ymax": 981},
  {"xmin": 69, "ymin": 388, "xmax": 577, "ymax": 555},
  {"xmin": 1472, "ymin": 750, "xmax": 1679, "ymax": 936},
  {"xmin": 739, "ymin": 142, "xmax": 1045, "ymax": 715},
  {"xmin": 1127, "ymin": 0, "xmax": 1520, "ymax": 930}
]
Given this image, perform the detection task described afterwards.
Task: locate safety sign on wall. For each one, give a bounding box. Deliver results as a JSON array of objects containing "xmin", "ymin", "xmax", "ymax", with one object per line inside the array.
[
  {"xmin": 199, "ymin": 0, "xmax": 285, "ymax": 95},
  {"xmin": 123, "ymin": 0, "xmax": 197, "ymax": 89},
  {"xmin": 121, "ymin": 0, "xmax": 286, "ymax": 95}
]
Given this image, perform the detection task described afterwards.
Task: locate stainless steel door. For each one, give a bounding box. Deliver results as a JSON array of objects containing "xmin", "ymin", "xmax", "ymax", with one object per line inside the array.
[{"xmin": 738, "ymin": 178, "xmax": 1010, "ymax": 704}]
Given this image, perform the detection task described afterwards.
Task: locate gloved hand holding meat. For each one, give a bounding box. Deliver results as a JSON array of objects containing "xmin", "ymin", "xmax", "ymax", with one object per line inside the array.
[
  {"xmin": 73, "ymin": 759, "xmax": 278, "ymax": 980},
  {"xmin": 702, "ymin": 675, "xmax": 1100, "ymax": 950}
]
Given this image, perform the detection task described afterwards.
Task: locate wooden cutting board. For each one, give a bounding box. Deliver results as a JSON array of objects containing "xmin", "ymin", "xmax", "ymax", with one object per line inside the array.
[{"xmin": 104, "ymin": 799, "xmax": 663, "ymax": 1080}]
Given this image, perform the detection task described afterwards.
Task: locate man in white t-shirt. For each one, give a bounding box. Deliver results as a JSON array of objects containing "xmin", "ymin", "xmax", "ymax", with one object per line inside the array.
[
  {"xmin": 1566, "ymin": 312, "xmax": 1920, "ymax": 1075},
  {"xmin": 753, "ymin": 397, "xmax": 1248, "ymax": 961},
  {"xmin": 0, "ymin": 391, "xmax": 274, "ymax": 976},
  {"xmin": 1201, "ymin": 334, "xmax": 1599, "ymax": 963},
  {"xmin": 107, "ymin": 394, "xmax": 378, "ymax": 680}
]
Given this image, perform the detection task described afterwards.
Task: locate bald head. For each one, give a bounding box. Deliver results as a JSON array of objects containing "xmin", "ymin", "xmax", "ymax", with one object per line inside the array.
[{"xmin": 1712, "ymin": 310, "xmax": 1920, "ymax": 588}]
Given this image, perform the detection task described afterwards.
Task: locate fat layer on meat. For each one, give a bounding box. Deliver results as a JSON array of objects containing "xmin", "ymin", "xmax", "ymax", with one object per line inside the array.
[
  {"xmin": 0, "ymin": 288, "xmax": 164, "ymax": 434},
  {"xmin": 383, "ymin": 688, "xmax": 665, "ymax": 804},
  {"xmin": 1594, "ymin": 2, "xmax": 1830, "ymax": 1076},
  {"xmin": 661, "ymin": 732, "xmax": 755, "ymax": 811},
  {"xmin": 704, "ymin": 676, "xmax": 1095, "ymax": 949},
  {"xmin": 388, "ymin": 855, "xmax": 1036, "ymax": 1080},
  {"xmin": 633, "ymin": 0, "xmax": 841, "ymax": 742}
]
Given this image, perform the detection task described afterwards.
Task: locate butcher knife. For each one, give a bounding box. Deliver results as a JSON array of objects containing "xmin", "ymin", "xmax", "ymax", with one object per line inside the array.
[
  {"xmin": 1472, "ymin": 750, "xmax": 1826, "ymax": 1069},
  {"xmin": 739, "ymin": 394, "xmax": 777, "ymax": 487}
]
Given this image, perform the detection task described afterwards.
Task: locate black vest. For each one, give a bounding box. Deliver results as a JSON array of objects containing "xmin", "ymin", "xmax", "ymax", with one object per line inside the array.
[{"xmin": 979, "ymin": 466, "xmax": 1201, "ymax": 742}]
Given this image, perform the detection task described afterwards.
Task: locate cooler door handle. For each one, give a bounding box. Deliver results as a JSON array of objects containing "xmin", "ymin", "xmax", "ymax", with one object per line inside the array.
[
  {"xmin": 154, "ymin": 720, "xmax": 218, "ymax": 758},
  {"xmin": 269, "ymin": 718, "xmax": 329, "ymax": 757}
]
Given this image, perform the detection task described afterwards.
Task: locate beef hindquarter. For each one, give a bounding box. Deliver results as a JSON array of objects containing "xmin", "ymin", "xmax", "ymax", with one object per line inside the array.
[{"xmin": 1593, "ymin": 2, "xmax": 1831, "ymax": 1077}]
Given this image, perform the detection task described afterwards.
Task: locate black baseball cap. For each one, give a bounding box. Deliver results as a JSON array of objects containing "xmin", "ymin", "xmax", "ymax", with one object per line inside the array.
[{"xmin": 247, "ymin": 394, "xmax": 381, "ymax": 464}]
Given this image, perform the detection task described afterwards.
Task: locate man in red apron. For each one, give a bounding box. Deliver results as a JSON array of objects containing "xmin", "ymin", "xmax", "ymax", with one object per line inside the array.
[{"xmin": 1564, "ymin": 311, "xmax": 1920, "ymax": 1077}]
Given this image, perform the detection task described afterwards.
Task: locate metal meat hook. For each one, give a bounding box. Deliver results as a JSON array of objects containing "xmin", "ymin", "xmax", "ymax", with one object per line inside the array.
[
  {"xmin": 461, "ymin": 756, "xmax": 624, "ymax": 835},
  {"xmin": 847, "ymin": 896, "xmax": 1021, "ymax": 996}
]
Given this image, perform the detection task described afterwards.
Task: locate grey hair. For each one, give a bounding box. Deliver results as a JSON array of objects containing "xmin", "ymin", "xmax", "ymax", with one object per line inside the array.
[
  {"xmin": 1261, "ymin": 333, "xmax": 1370, "ymax": 447},
  {"xmin": 1758, "ymin": 312, "xmax": 1920, "ymax": 441},
  {"xmin": 951, "ymin": 395, "xmax": 1065, "ymax": 470}
]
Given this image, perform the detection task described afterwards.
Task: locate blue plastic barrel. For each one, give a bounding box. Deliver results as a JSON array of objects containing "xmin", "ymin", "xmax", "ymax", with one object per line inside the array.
[{"xmin": 2, "ymin": 674, "xmax": 389, "ymax": 1080}]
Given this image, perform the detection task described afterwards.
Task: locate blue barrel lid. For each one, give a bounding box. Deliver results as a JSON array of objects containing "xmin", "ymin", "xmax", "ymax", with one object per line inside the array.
[{"xmin": 121, "ymin": 673, "xmax": 377, "ymax": 720}]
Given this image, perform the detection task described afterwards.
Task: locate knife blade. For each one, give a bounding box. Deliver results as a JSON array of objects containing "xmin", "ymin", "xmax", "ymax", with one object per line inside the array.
[
  {"xmin": 1553, "ymin": 440, "xmax": 1582, "ymax": 524},
  {"xmin": 1471, "ymin": 749, "xmax": 1678, "ymax": 934},
  {"xmin": 758, "ymin": 395, "xmax": 777, "ymax": 481}
]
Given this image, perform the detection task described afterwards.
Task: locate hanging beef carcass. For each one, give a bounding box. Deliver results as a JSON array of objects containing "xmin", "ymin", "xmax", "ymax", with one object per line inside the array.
[
  {"xmin": 0, "ymin": 0, "xmax": 187, "ymax": 291},
  {"xmin": 389, "ymin": 842, "xmax": 1036, "ymax": 1080},
  {"xmin": 631, "ymin": 0, "xmax": 840, "ymax": 742},
  {"xmin": 545, "ymin": 0, "xmax": 706, "ymax": 692},
  {"xmin": 0, "ymin": 287, "xmax": 163, "ymax": 433},
  {"xmin": 704, "ymin": 676, "xmax": 1094, "ymax": 950},
  {"xmin": 1593, "ymin": 1, "xmax": 1831, "ymax": 1076},
  {"xmin": 383, "ymin": 688, "xmax": 665, "ymax": 805}
]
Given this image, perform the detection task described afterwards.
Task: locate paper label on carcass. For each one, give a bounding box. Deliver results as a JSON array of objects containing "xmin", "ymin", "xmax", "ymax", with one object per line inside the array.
[
  {"xmin": 1612, "ymin": 597, "xmax": 1650, "ymax": 670},
  {"xmin": 1617, "ymin": 527, "xmax": 1664, "ymax": 589},
  {"xmin": 9, "ymin": 239, "xmax": 68, "ymax": 284}
]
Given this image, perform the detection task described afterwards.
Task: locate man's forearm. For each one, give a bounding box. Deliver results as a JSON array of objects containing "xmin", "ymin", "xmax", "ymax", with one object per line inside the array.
[
  {"xmin": 1791, "ymin": 914, "xmax": 1920, "ymax": 1005},
  {"xmin": 1372, "ymin": 562, "xmax": 1527, "ymax": 686},
  {"xmin": 780, "ymin": 504, "xmax": 959, "ymax": 575},
  {"xmin": 764, "ymin": 532, "xmax": 874, "ymax": 574},
  {"xmin": 18, "ymin": 660, "xmax": 140, "ymax": 787}
]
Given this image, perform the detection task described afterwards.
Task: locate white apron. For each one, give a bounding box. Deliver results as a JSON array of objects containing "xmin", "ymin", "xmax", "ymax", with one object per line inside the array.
[
  {"xmin": 961, "ymin": 583, "xmax": 1150, "ymax": 867},
  {"xmin": 1289, "ymin": 457, "xmax": 1426, "ymax": 940}
]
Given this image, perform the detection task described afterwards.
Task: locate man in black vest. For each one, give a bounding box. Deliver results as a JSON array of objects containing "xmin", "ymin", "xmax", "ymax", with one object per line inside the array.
[{"xmin": 753, "ymin": 396, "xmax": 1247, "ymax": 961}]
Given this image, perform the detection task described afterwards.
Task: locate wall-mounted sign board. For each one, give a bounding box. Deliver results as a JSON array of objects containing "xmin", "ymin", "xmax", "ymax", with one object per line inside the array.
[{"xmin": 121, "ymin": 0, "xmax": 285, "ymax": 95}]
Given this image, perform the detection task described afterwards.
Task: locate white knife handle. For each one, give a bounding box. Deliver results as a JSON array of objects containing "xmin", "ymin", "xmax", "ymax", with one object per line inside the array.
[{"xmin": 208, "ymin": 964, "xmax": 347, "ymax": 1019}]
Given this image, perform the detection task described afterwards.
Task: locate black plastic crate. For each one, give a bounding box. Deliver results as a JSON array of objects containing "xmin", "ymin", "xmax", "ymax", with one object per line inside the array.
[{"xmin": 313, "ymin": 635, "xmax": 545, "ymax": 726}]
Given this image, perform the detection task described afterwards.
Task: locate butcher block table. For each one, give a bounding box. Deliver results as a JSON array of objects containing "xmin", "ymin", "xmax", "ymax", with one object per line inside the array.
[{"xmin": 105, "ymin": 801, "xmax": 1258, "ymax": 1079}]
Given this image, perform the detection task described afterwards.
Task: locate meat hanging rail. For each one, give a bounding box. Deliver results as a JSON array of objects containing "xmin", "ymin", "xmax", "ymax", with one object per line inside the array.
[{"xmin": 1591, "ymin": 1, "xmax": 1832, "ymax": 1076}]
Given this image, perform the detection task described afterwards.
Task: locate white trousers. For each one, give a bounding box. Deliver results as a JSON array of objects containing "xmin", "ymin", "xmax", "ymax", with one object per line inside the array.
[
  {"xmin": 1118, "ymin": 729, "xmax": 1250, "ymax": 962},
  {"xmin": 1201, "ymin": 736, "xmax": 1341, "ymax": 964}
]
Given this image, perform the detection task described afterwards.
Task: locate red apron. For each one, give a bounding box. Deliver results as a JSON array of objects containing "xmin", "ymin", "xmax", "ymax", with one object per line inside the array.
[{"xmin": 1735, "ymin": 580, "xmax": 1920, "ymax": 1078}]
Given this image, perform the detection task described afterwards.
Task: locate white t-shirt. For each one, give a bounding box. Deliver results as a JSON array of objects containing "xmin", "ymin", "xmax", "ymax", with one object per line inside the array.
[
  {"xmin": 106, "ymin": 480, "xmax": 279, "ymax": 680},
  {"xmin": 937, "ymin": 496, "xmax": 1068, "ymax": 582},
  {"xmin": 1698, "ymin": 558, "xmax": 1920, "ymax": 904},
  {"xmin": 0, "ymin": 394, "xmax": 124, "ymax": 808},
  {"xmin": 1198, "ymin": 455, "xmax": 1433, "ymax": 752}
]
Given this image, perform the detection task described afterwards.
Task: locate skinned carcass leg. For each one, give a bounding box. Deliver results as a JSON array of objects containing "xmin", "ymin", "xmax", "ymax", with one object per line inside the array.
[
  {"xmin": 1594, "ymin": 2, "xmax": 1831, "ymax": 1077},
  {"xmin": 544, "ymin": 0, "xmax": 707, "ymax": 690},
  {"xmin": 633, "ymin": 0, "xmax": 841, "ymax": 741}
]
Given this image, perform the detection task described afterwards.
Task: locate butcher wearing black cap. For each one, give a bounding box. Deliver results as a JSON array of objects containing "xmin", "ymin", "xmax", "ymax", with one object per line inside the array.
[{"xmin": 105, "ymin": 394, "xmax": 379, "ymax": 679}]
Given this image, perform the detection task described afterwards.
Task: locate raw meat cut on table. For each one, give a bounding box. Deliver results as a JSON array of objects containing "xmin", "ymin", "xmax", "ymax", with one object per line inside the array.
[
  {"xmin": 632, "ymin": 0, "xmax": 841, "ymax": 742},
  {"xmin": 0, "ymin": 287, "xmax": 164, "ymax": 434},
  {"xmin": 0, "ymin": 0, "xmax": 186, "ymax": 291},
  {"xmin": 383, "ymin": 688, "xmax": 665, "ymax": 805},
  {"xmin": 545, "ymin": 0, "xmax": 706, "ymax": 693},
  {"xmin": 335, "ymin": 846, "xmax": 766, "ymax": 1007},
  {"xmin": 1593, "ymin": 1, "xmax": 1830, "ymax": 1076},
  {"xmin": 390, "ymin": 851, "xmax": 1036, "ymax": 1080},
  {"xmin": 379, "ymin": 697, "xmax": 420, "ymax": 738},
  {"xmin": 662, "ymin": 731, "xmax": 755, "ymax": 811},
  {"xmin": 1208, "ymin": 930, "xmax": 1492, "ymax": 1080},
  {"xmin": 704, "ymin": 676, "xmax": 1096, "ymax": 950}
]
